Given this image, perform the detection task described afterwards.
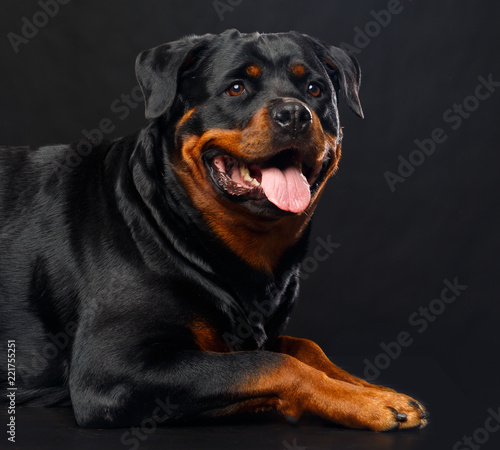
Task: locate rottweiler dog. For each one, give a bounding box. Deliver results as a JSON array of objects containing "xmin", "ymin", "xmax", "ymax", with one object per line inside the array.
[{"xmin": 0, "ymin": 29, "xmax": 427, "ymax": 431}]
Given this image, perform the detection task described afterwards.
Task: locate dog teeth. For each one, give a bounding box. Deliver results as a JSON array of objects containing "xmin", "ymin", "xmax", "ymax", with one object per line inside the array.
[
  {"xmin": 240, "ymin": 164, "xmax": 260, "ymax": 187},
  {"xmin": 240, "ymin": 165, "xmax": 251, "ymax": 180}
]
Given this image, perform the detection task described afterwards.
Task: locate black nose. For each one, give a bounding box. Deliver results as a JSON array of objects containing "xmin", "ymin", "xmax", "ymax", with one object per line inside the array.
[{"xmin": 269, "ymin": 100, "xmax": 312, "ymax": 136}]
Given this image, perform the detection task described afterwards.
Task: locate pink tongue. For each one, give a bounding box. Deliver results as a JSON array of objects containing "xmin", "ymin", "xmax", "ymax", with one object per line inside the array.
[{"xmin": 260, "ymin": 165, "xmax": 311, "ymax": 213}]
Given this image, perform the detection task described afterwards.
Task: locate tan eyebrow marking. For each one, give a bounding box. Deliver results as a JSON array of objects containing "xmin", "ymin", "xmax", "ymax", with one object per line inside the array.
[
  {"xmin": 245, "ymin": 65, "xmax": 261, "ymax": 78},
  {"xmin": 290, "ymin": 64, "xmax": 306, "ymax": 77}
]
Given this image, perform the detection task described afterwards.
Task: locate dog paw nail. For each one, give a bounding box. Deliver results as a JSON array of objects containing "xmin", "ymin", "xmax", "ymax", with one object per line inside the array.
[{"xmin": 396, "ymin": 413, "xmax": 407, "ymax": 422}]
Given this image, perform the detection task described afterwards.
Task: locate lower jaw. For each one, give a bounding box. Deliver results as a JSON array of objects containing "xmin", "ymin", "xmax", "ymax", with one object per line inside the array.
[{"xmin": 226, "ymin": 196, "xmax": 300, "ymax": 219}]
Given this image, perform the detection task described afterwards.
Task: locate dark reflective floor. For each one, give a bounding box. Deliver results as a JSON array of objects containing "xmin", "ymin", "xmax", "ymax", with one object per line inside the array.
[{"xmin": 2, "ymin": 357, "xmax": 498, "ymax": 450}]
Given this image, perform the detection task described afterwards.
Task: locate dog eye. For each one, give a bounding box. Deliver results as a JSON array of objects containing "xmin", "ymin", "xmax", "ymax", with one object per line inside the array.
[
  {"xmin": 307, "ymin": 83, "xmax": 321, "ymax": 97},
  {"xmin": 226, "ymin": 83, "xmax": 246, "ymax": 96}
]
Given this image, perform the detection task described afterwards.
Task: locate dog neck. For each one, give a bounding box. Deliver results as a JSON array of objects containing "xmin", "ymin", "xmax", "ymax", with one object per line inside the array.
[
  {"xmin": 170, "ymin": 159, "xmax": 326, "ymax": 273},
  {"xmin": 129, "ymin": 125, "xmax": 326, "ymax": 274}
]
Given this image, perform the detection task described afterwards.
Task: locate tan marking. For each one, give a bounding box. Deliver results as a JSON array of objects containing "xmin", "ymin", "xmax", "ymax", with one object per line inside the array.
[
  {"xmin": 175, "ymin": 108, "xmax": 197, "ymax": 134},
  {"xmin": 172, "ymin": 107, "xmax": 341, "ymax": 273},
  {"xmin": 227, "ymin": 352, "xmax": 427, "ymax": 431},
  {"xmin": 246, "ymin": 65, "xmax": 261, "ymax": 78},
  {"xmin": 189, "ymin": 315, "xmax": 228, "ymax": 352},
  {"xmin": 276, "ymin": 336, "xmax": 394, "ymax": 390},
  {"xmin": 290, "ymin": 64, "xmax": 306, "ymax": 78}
]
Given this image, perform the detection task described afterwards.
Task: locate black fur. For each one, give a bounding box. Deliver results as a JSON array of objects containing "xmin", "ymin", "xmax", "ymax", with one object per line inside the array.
[{"xmin": 0, "ymin": 30, "xmax": 361, "ymax": 427}]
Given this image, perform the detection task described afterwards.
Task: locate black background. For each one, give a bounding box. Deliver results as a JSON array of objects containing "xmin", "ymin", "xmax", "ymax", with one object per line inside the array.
[{"xmin": 1, "ymin": 1, "xmax": 499, "ymax": 449}]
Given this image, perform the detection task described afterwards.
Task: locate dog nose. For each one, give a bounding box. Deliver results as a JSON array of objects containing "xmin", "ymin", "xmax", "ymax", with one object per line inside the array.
[{"xmin": 269, "ymin": 100, "xmax": 312, "ymax": 136}]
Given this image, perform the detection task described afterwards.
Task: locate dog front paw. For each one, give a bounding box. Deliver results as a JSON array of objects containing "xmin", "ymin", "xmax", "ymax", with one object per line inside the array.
[{"xmin": 356, "ymin": 390, "xmax": 428, "ymax": 431}]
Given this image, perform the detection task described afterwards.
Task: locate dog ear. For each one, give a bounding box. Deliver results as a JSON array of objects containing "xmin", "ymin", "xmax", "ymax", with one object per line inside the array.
[
  {"xmin": 317, "ymin": 44, "xmax": 364, "ymax": 119},
  {"xmin": 135, "ymin": 35, "xmax": 212, "ymax": 119}
]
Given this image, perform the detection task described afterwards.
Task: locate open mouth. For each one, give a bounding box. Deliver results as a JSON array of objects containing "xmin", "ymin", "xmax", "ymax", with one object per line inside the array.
[{"xmin": 204, "ymin": 148, "xmax": 329, "ymax": 214}]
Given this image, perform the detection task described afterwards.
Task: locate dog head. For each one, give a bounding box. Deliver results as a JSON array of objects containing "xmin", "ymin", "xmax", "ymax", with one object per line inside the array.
[{"xmin": 135, "ymin": 30, "xmax": 363, "ymax": 270}]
